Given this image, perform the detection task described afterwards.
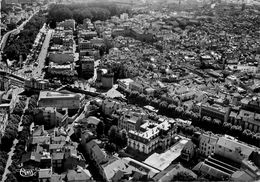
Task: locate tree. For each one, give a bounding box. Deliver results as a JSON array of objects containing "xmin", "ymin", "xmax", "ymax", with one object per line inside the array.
[
  {"xmin": 105, "ymin": 143, "xmax": 117, "ymax": 154},
  {"xmin": 159, "ymin": 101, "xmax": 168, "ymax": 115},
  {"xmin": 254, "ymin": 133, "xmax": 260, "ymax": 147},
  {"xmin": 173, "ymin": 97, "xmax": 180, "ymax": 106},
  {"xmin": 120, "ymin": 129, "xmax": 128, "ymax": 148},
  {"xmin": 151, "ymin": 98, "xmax": 160, "ymax": 108},
  {"xmin": 242, "ymin": 129, "xmax": 253, "ymax": 143},
  {"xmin": 175, "ymin": 106, "xmax": 184, "ymax": 118},
  {"xmin": 108, "ymin": 125, "xmax": 118, "ymax": 143},
  {"xmin": 223, "ymin": 122, "xmax": 232, "ymax": 134},
  {"xmin": 128, "ymin": 91, "xmax": 139, "ymax": 104},
  {"xmin": 96, "ymin": 121, "xmax": 104, "ymax": 137},
  {"xmin": 5, "ymin": 173, "xmax": 18, "ymax": 182},
  {"xmin": 183, "ymin": 110, "xmax": 192, "ymax": 120},
  {"xmin": 191, "ymin": 112, "xmax": 200, "ymax": 125},
  {"xmin": 0, "ymin": 166, "xmax": 4, "ymax": 175},
  {"xmin": 230, "ymin": 125, "xmax": 242, "ymax": 138},
  {"xmin": 168, "ymin": 104, "xmax": 176, "ymax": 117},
  {"xmin": 171, "ymin": 171, "xmax": 196, "ymax": 181},
  {"xmin": 137, "ymin": 93, "xmax": 146, "ymax": 106}
]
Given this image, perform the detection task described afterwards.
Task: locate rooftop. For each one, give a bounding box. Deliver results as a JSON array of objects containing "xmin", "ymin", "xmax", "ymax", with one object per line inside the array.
[{"xmin": 144, "ymin": 139, "xmax": 189, "ymax": 171}]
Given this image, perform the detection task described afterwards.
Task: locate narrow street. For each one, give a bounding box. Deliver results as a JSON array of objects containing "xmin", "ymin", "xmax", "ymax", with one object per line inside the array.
[{"xmin": 1, "ymin": 98, "xmax": 28, "ymax": 182}]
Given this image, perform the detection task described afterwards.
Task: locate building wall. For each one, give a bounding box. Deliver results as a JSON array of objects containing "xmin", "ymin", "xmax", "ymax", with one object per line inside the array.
[
  {"xmin": 79, "ymin": 41, "xmax": 92, "ymax": 50},
  {"xmin": 38, "ymin": 97, "xmax": 83, "ymax": 110},
  {"xmin": 49, "ymin": 53, "xmax": 74, "ymax": 64},
  {"xmin": 200, "ymin": 105, "xmax": 230, "ymax": 122},
  {"xmin": 215, "ymin": 136, "xmax": 255, "ymax": 163},
  {"xmin": 102, "ymin": 100, "xmax": 122, "ymax": 116},
  {"xmin": 129, "ymin": 82, "xmax": 143, "ymax": 93},
  {"xmin": 199, "ymin": 134, "xmax": 218, "ymax": 157},
  {"xmin": 101, "ymin": 75, "xmax": 114, "ymax": 89}
]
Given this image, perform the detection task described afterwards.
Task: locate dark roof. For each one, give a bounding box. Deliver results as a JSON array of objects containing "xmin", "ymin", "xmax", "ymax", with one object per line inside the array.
[{"xmin": 21, "ymin": 152, "xmax": 41, "ymax": 164}]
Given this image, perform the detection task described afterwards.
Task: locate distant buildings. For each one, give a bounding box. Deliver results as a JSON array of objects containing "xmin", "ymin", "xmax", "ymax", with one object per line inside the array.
[{"xmin": 57, "ymin": 19, "xmax": 76, "ymax": 31}]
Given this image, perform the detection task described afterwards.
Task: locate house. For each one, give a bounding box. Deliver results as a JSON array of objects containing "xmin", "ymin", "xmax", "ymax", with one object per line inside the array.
[
  {"xmin": 118, "ymin": 110, "xmax": 147, "ymax": 132},
  {"xmin": 38, "ymin": 168, "xmax": 52, "ymax": 182},
  {"xmin": 154, "ymin": 163, "xmax": 197, "ymax": 182},
  {"xmin": 181, "ymin": 140, "xmax": 196, "ymax": 162},
  {"xmin": 52, "ymin": 152, "xmax": 64, "ymax": 170},
  {"xmin": 128, "ymin": 120, "xmax": 176, "ymax": 154},
  {"xmin": 85, "ymin": 140, "xmax": 108, "ymax": 165},
  {"xmin": 215, "ymin": 135, "xmax": 256, "ymax": 163},
  {"xmin": 66, "ymin": 169, "xmax": 92, "ymax": 182},
  {"xmin": 21, "ymin": 152, "xmax": 41, "ymax": 167},
  {"xmin": 199, "ymin": 133, "xmax": 219, "ymax": 157},
  {"xmin": 200, "ymin": 103, "xmax": 230, "ymax": 122},
  {"xmin": 35, "ymin": 107, "xmax": 68, "ymax": 129},
  {"xmin": 38, "ymin": 91, "xmax": 84, "ymax": 110},
  {"xmin": 118, "ymin": 78, "xmax": 134, "ymax": 91},
  {"xmin": 101, "ymin": 99, "xmax": 124, "ymax": 116},
  {"xmin": 79, "ymin": 116, "xmax": 101, "ymax": 134}
]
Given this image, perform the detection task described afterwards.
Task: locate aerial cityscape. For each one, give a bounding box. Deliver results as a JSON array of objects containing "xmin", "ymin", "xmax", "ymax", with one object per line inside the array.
[{"xmin": 0, "ymin": 0, "xmax": 260, "ymax": 181}]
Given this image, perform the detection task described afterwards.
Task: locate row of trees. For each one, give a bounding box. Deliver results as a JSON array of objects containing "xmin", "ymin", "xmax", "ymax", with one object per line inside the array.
[
  {"xmin": 128, "ymin": 91, "xmax": 199, "ymax": 122},
  {"xmin": 47, "ymin": 2, "xmax": 131, "ymax": 26},
  {"xmin": 3, "ymin": 12, "xmax": 46, "ymax": 62},
  {"xmin": 1, "ymin": 114, "xmax": 21, "ymax": 151},
  {"xmin": 0, "ymin": 151, "xmax": 8, "ymax": 180},
  {"xmin": 6, "ymin": 96, "xmax": 37, "ymax": 182},
  {"xmin": 127, "ymin": 90, "xmax": 260, "ymax": 147}
]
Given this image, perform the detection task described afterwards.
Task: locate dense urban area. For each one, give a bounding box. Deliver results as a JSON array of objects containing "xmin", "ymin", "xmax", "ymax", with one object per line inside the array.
[{"xmin": 0, "ymin": 0, "xmax": 260, "ymax": 181}]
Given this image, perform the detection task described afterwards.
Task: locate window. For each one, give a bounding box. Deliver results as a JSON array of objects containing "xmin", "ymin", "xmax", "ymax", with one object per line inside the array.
[
  {"xmin": 229, "ymin": 149, "xmax": 232, "ymax": 152},
  {"xmin": 219, "ymin": 145, "xmax": 222, "ymax": 148}
]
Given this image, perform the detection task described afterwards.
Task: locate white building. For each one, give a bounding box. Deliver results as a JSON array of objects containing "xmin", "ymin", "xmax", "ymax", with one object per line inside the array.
[
  {"xmin": 118, "ymin": 78, "xmax": 134, "ymax": 91},
  {"xmin": 128, "ymin": 119, "xmax": 176, "ymax": 154}
]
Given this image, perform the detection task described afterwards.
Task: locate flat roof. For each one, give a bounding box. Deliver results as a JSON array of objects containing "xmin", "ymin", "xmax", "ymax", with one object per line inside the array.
[{"xmin": 144, "ymin": 139, "xmax": 189, "ymax": 171}]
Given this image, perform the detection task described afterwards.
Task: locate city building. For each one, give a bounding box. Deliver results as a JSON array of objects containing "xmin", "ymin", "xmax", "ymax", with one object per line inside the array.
[
  {"xmin": 199, "ymin": 133, "xmax": 219, "ymax": 157},
  {"xmin": 34, "ymin": 107, "xmax": 68, "ymax": 128},
  {"xmin": 24, "ymin": 78, "xmax": 50, "ymax": 92},
  {"xmin": 101, "ymin": 73, "xmax": 114, "ymax": 89},
  {"xmin": 49, "ymin": 51, "xmax": 74, "ymax": 64},
  {"xmin": 101, "ymin": 99, "xmax": 124, "ymax": 116},
  {"xmin": 38, "ymin": 91, "xmax": 84, "ymax": 110},
  {"xmin": 143, "ymin": 138, "xmax": 189, "ymax": 171},
  {"xmin": 118, "ymin": 110, "xmax": 147, "ymax": 132},
  {"xmin": 215, "ymin": 135, "xmax": 256, "ymax": 164},
  {"xmin": 128, "ymin": 119, "xmax": 176, "ymax": 154},
  {"xmin": 80, "ymin": 56, "xmax": 94, "ymax": 79},
  {"xmin": 200, "ymin": 103, "xmax": 230, "ymax": 122},
  {"xmin": 57, "ymin": 19, "xmax": 76, "ymax": 31},
  {"xmin": 181, "ymin": 140, "xmax": 196, "ymax": 162},
  {"xmin": 118, "ymin": 78, "xmax": 134, "ymax": 91}
]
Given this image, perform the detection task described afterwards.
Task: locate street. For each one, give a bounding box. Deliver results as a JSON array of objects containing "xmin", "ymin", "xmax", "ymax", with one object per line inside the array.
[
  {"xmin": 17, "ymin": 29, "xmax": 53, "ymax": 79},
  {"xmin": 31, "ymin": 29, "xmax": 53, "ymax": 79}
]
